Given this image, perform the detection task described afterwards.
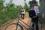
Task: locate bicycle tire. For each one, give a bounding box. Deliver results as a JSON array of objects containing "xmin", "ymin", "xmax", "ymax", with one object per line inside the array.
[{"xmin": 5, "ymin": 23, "xmax": 23, "ymax": 30}]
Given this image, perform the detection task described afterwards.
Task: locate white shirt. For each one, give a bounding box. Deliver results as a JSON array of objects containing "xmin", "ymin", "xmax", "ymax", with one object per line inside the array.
[{"xmin": 34, "ymin": 6, "xmax": 40, "ymax": 15}]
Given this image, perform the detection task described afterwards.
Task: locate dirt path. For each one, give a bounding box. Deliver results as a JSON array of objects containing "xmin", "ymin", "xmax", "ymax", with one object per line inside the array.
[{"xmin": 0, "ymin": 12, "xmax": 32, "ymax": 30}]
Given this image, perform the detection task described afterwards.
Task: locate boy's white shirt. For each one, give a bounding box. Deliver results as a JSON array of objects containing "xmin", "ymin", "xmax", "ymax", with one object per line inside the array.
[{"xmin": 33, "ymin": 6, "xmax": 40, "ymax": 15}]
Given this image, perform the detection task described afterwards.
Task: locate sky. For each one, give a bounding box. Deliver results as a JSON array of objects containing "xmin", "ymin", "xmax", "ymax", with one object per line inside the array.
[{"xmin": 4, "ymin": 0, "xmax": 39, "ymax": 7}]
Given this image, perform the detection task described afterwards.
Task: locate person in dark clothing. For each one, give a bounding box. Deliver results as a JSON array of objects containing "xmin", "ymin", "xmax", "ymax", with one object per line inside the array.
[
  {"xmin": 29, "ymin": 1, "xmax": 40, "ymax": 30},
  {"xmin": 29, "ymin": 10, "xmax": 35, "ymax": 30},
  {"xmin": 29, "ymin": 9, "xmax": 39, "ymax": 30}
]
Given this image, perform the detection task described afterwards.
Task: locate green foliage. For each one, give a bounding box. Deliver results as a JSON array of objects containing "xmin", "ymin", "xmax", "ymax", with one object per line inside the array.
[
  {"xmin": 0, "ymin": 0, "xmax": 6, "ymax": 25},
  {"xmin": 29, "ymin": 1, "xmax": 32, "ymax": 9},
  {"xmin": 0, "ymin": 4, "xmax": 20, "ymax": 25},
  {"xmin": 0, "ymin": 0, "xmax": 3, "ymax": 10},
  {"xmin": 0, "ymin": 0, "xmax": 21, "ymax": 25},
  {"xmin": 7, "ymin": 4, "xmax": 18, "ymax": 19}
]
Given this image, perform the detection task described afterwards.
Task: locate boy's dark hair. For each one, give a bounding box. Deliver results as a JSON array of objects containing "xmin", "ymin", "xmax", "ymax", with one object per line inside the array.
[
  {"xmin": 29, "ymin": 1, "xmax": 37, "ymax": 9},
  {"xmin": 29, "ymin": 1, "xmax": 37, "ymax": 5}
]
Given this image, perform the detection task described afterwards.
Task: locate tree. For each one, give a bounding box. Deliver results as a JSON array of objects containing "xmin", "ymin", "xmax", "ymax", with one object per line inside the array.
[
  {"xmin": 0, "ymin": 0, "xmax": 5, "ymax": 25},
  {"xmin": 39, "ymin": 0, "xmax": 45, "ymax": 24},
  {"xmin": 0, "ymin": 0, "xmax": 3, "ymax": 10}
]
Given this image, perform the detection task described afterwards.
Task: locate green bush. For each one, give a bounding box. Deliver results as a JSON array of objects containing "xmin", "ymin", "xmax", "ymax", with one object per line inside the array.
[{"xmin": 0, "ymin": 4, "xmax": 20, "ymax": 25}]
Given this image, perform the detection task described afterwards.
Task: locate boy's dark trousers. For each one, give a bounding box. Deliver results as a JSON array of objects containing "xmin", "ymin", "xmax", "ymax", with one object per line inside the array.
[{"xmin": 32, "ymin": 16, "xmax": 39, "ymax": 30}]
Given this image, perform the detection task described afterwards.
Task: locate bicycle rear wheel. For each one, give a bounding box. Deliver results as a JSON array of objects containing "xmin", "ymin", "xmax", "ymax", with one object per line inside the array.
[{"xmin": 5, "ymin": 23, "xmax": 23, "ymax": 30}]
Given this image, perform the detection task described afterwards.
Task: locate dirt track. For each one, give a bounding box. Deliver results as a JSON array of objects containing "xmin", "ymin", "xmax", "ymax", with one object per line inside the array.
[{"xmin": 1, "ymin": 12, "xmax": 32, "ymax": 30}]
